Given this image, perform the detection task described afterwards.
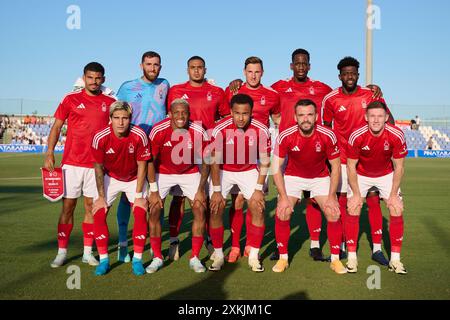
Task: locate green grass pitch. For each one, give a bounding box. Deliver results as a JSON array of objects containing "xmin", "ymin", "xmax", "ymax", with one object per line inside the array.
[{"xmin": 0, "ymin": 154, "xmax": 449, "ymax": 300}]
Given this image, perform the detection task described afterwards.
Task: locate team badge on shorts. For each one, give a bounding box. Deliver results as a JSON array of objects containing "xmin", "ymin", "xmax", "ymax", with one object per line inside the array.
[
  {"xmin": 361, "ymin": 99, "xmax": 367, "ymax": 109},
  {"xmin": 384, "ymin": 140, "xmax": 390, "ymax": 150},
  {"xmin": 102, "ymin": 102, "xmax": 107, "ymax": 112},
  {"xmin": 207, "ymin": 92, "xmax": 212, "ymax": 101},
  {"xmin": 315, "ymin": 141, "xmax": 322, "ymax": 152},
  {"xmin": 260, "ymin": 96, "xmax": 266, "ymax": 105},
  {"xmin": 309, "ymin": 86, "xmax": 315, "ymax": 95},
  {"xmin": 129, "ymin": 143, "xmax": 135, "ymax": 154}
]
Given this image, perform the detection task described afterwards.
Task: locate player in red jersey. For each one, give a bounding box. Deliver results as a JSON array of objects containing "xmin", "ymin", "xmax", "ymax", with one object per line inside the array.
[
  {"xmin": 45, "ymin": 62, "xmax": 116, "ymax": 268},
  {"xmin": 271, "ymin": 99, "xmax": 347, "ymax": 274},
  {"xmin": 208, "ymin": 94, "xmax": 271, "ymax": 272},
  {"xmin": 346, "ymin": 101, "xmax": 408, "ymax": 274},
  {"xmin": 146, "ymin": 99, "xmax": 210, "ymax": 273},
  {"xmin": 322, "ymin": 56, "xmax": 395, "ymax": 266},
  {"xmin": 166, "ymin": 56, "xmax": 229, "ymax": 261},
  {"xmin": 90, "ymin": 101, "xmax": 151, "ymax": 276},
  {"xmin": 223, "ymin": 57, "xmax": 281, "ymax": 263}
]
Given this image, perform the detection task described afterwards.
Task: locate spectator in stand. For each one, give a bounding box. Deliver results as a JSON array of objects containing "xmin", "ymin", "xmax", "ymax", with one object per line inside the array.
[
  {"xmin": 415, "ymin": 115, "xmax": 421, "ymax": 128},
  {"xmin": 427, "ymin": 137, "xmax": 433, "ymax": 150}
]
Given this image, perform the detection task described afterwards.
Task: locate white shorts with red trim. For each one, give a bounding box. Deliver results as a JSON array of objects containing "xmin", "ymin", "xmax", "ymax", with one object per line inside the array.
[
  {"xmin": 95, "ymin": 175, "xmax": 145, "ymax": 207},
  {"xmin": 209, "ymin": 169, "xmax": 259, "ymax": 200},
  {"xmin": 347, "ymin": 172, "xmax": 400, "ymax": 200},
  {"xmin": 62, "ymin": 164, "xmax": 97, "ymax": 199},
  {"xmin": 157, "ymin": 172, "xmax": 201, "ymax": 201},
  {"xmin": 284, "ymin": 175, "xmax": 330, "ymax": 199}
]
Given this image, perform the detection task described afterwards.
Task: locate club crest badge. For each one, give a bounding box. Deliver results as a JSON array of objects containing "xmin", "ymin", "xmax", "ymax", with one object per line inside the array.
[
  {"xmin": 260, "ymin": 96, "xmax": 266, "ymax": 106},
  {"xmin": 129, "ymin": 143, "xmax": 134, "ymax": 154},
  {"xmin": 102, "ymin": 102, "xmax": 107, "ymax": 112},
  {"xmin": 207, "ymin": 92, "xmax": 212, "ymax": 101},
  {"xmin": 362, "ymin": 99, "xmax": 367, "ymax": 109},
  {"xmin": 309, "ymin": 86, "xmax": 315, "ymax": 95},
  {"xmin": 315, "ymin": 141, "xmax": 322, "ymax": 152},
  {"xmin": 384, "ymin": 140, "xmax": 390, "ymax": 151}
]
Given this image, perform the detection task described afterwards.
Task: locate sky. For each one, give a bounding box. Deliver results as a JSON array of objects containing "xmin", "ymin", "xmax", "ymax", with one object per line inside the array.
[{"xmin": 0, "ymin": 0, "xmax": 449, "ymax": 119}]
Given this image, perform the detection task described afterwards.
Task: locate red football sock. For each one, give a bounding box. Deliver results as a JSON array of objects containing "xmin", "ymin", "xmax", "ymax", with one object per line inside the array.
[
  {"xmin": 367, "ymin": 194, "xmax": 383, "ymax": 245},
  {"xmin": 93, "ymin": 208, "xmax": 109, "ymax": 255},
  {"xmin": 244, "ymin": 209, "xmax": 252, "ymax": 247},
  {"xmin": 327, "ymin": 221, "xmax": 343, "ymax": 255},
  {"xmin": 229, "ymin": 208, "xmax": 244, "ymax": 248},
  {"xmin": 306, "ymin": 200, "xmax": 322, "ymax": 241},
  {"xmin": 209, "ymin": 226, "xmax": 224, "ymax": 249},
  {"xmin": 344, "ymin": 212, "xmax": 360, "ymax": 252},
  {"xmin": 275, "ymin": 213, "xmax": 291, "ymax": 255},
  {"xmin": 247, "ymin": 222, "xmax": 265, "ymax": 249},
  {"xmin": 338, "ymin": 194, "xmax": 347, "ymax": 228},
  {"xmin": 191, "ymin": 236, "xmax": 203, "ymax": 258},
  {"xmin": 169, "ymin": 197, "xmax": 184, "ymax": 238},
  {"xmin": 149, "ymin": 237, "xmax": 163, "ymax": 259},
  {"xmin": 57, "ymin": 223, "xmax": 73, "ymax": 249},
  {"xmin": 82, "ymin": 222, "xmax": 94, "ymax": 247},
  {"xmin": 132, "ymin": 206, "xmax": 147, "ymax": 254},
  {"xmin": 389, "ymin": 215, "xmax": 404, "ymax": 253}
]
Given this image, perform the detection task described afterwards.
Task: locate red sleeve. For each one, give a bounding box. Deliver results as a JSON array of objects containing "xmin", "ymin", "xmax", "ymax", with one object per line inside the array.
[
  {"xmin": 167, "ymin": 87, "xmax": 177, "ymax": 113},
  {"xmin": 217, "ymin": 88, "xmax": 231, "ymax": 118},
  {"xmin": 270, "ymin": 92, "xmax": 281, "ymax": 115},
  {"xmin": 91, "ymin": 136, "xmax": 105, "ymax": 164},
  {"xmin": 346, "ymin": 136, "xmax": 360, "ymax": 160},
  {"xmin": 259, "ymin": 129, "xmax": 272, "ymax": 157},
  {"xmin": 54, "ymin": 96, "xmax": 70, "ymax": 121},
  {"xmin": 150, "ymin": 131, "xmax": 162, "ymax": 159},
  {"xmin": 274, "ymin": 134, "xmax": 288, "ymax": 158},
  {"xmin": 136, "ymin": 136, "xmax": 152, "ymax": 161},
  {"xmin": 325, "ymin": 133, "xmax": 340, "ymax": 160},
  {"xmin": 322, "ymin": 97, "xmax": 334, "ymax": 125},
  {"xmin": 392, "ymin": 131, "xmax": 408, "ymax": 159}
]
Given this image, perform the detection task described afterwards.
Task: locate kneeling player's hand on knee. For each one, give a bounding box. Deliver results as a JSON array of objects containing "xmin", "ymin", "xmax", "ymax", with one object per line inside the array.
[
  {"xmin": 347, "ymin": 195, "xmax": 363, "ymax": 215},
  {"xmin": 93, "ymin": 197, "xmax": 108, "ymax": 214},
  {"xmin": 210, "ymin": 192, "xmax": 225, "ymax": 215},
  {"xmin": 148, "ymin": 192, "xmax": 163, "ymax": 212},
  {"xmin": 133, "ymin": 198, "xmax": 148, "ymax": 211},
  {"xmin": 276, "ymin": 197, "xmax": 293, "ymax": 221},
  {"xmin": 250, "ymin": 190, "xmax": 265, "ymax": 212},
  {"xmin": 386, "ymin": 195, "xmax": 403, "ymax": 216},
  {"xmin": 324, "ymin": 196, "xmax": 340, "ymax": 219}
]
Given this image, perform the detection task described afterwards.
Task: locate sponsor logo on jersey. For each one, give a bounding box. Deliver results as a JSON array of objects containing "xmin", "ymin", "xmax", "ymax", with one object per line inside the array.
[
  {"xmin": 291, "ymin": 146, "xmax": 300, "ymax": 151},
  {"xmin": 101, "ymin": 102, "xmax": 107, "ymax": 112},
  {"xmin": 315, "ymin": 141, "xmax": 322, "ymax": 152},
  {"xmin": 226, "ymin": 139, "xmax": 234, "ymax": 145},
  {"xmin": 77, "ymin": 103, "xmax": 86, "ymax": 109},
  {"xmin": 384, "ymin": 140, "xmax": 390, "ymax": 151},
  {"xmin": 362, "ymin": 145, "xmax": 370, "ymax": 151},
  {"xmin": 106, "ymin": 148, "xmax": 115, "ymax": 154},
  {"xmin": 135, "ymin": 93, "xmax": 143, "ymax": 100},
  {"xmin": 207, "ymin": 92, "xmax": 212, "ymax": 101},
  {"xmin": 260, "ymin": 96, "xmax": 266, "ymax": 105},
  {"xmin": 141, "ymin": 149, "xmax": 151, "ymax": 157},
  {"xmin": 338, "ymin": 105, "xmax": 346, "ymax": 112},
  {"xmin": 285, "ymin": 88, "xmax": 293, "ymax": 93},
  {"xmin": 331, "ymin": 145, "xmax": 340, "ymax": 156},
  {"xmin": 128, "ymin": 143, "xmax": 134, "ymax": 154},
  {"xmin": 181, "ymin": 94, "xmax": 189, "ymax": 100},
  {"xmin": 164, "ymin": 141, "xmax": 173, "ymax": 147}
]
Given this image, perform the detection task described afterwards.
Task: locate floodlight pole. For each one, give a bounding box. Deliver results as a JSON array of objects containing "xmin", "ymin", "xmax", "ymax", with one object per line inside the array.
[{"xmin": 366, "ymin": 0, "xmax": 373, "ymax": 86}]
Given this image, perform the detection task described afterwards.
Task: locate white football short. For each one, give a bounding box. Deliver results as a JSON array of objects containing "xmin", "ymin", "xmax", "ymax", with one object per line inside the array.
[
  {"xmin": 95, "ymin": 175, "xmax": 146, "ymax": 207},
  {"xmin": 209, "ymin": 169, "xmax": 259, "ymax": 200},
  {"xmin": 157, "ymin": 172, "xmax": 201, "ymax": 201},
  {"xmin": 284, "ymin": 175, "xmax": 330, "ymax": 199},
  {"xmin": 347, "ymin": 172, "xmax": 400, "ymax": 200},
  {"xmin": 62, "ymin": 164, "xmax": 97, "ymax": 199}
]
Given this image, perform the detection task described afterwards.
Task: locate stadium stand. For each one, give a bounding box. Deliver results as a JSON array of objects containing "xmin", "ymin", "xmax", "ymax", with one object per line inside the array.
[{"xmin": 402, "ymin": 125, "xmax": 450, "ymax": 150}]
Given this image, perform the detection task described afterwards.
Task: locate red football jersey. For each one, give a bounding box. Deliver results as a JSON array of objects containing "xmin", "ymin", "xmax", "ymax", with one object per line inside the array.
[
  {"xmin": 224, "ymin": 83, "xmax": 280, "ymax": 128},
  {"xmin": 54, "ymin": 90, "xmax": 115, "ymax": 168},
  {"xmin": 167, "ymin": 81, "xmax": 229, "ymax": 130},
  {"xmin": 347, "ymin": 124, "xmax": 407, "ymax": 178},
  {"xmin": 210, "ymin": 116, "xmax": 271, "ymax": 172},
  {"xmin": 275, "ymin": 125, "xmax": 340, "ymax": 179},
  {"xmin": 321, "ymin": 86, "xmax": 389, "ymax": 164},
  {"xmin": 149, "ymin": 118, "xmax": 208, "ymax": 174},
  {"xmin": 91, "ymin": 125, "xmax": 151, "ymax": 182},
  {"xmin": 271, "ymin": 77, "xmax": 332, "ymax": 131}
]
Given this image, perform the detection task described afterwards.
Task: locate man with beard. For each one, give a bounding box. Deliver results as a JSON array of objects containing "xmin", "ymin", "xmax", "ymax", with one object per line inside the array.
[{"xmin": 114, "ymin": 51, "xmax": 170, "ymax": 263}]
